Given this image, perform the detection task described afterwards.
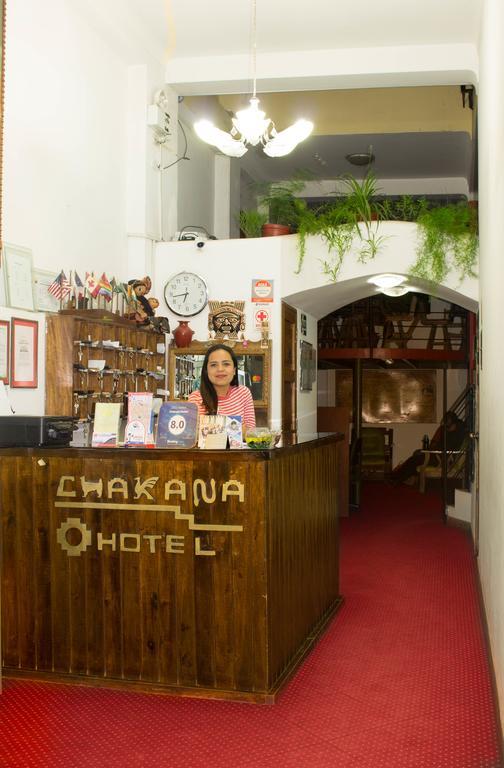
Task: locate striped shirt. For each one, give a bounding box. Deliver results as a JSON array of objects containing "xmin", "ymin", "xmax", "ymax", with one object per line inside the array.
[{"xmin": 188, "ymin": 385, "xmax": 256, "ymax": 429}]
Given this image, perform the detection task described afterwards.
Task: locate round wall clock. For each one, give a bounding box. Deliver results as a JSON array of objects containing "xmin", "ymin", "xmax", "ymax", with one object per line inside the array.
[{"xmin": 164, "ymin": 271, "xmax": 208, "ymax": 317}]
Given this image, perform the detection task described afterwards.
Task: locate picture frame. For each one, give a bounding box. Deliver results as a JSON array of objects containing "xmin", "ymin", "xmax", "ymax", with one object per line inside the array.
[
  {"xmin": 11, "ymin": 317, "xmax": 38, "ymax": 388},
  {"xmin": 3, "ymin": 243, "xmax": 35, "ymax": 311},
  {"xmin": 0, "ymin": 259, "xmax": 7, "ymax": 307},
  {"xmin": 32, "ymin": 268, "xmax": 61, "ymax": 312},
  {"xmin": 0, "ymin": 319, "xmax": 9, "ymax": 383},
  {"xmin": 300, "ymin": 340, "xmax": 316, "ymax": 392}
]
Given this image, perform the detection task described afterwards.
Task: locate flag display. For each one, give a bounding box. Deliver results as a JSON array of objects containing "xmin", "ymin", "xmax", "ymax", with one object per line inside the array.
[{"xmin": 48, "ymin": 271, "xmax": 71, "ymax": 301}]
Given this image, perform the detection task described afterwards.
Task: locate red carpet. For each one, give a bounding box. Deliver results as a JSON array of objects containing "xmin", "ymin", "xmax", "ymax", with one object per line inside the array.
[{"xmin": 0, "ymin": 484, "xmax": 501, "ymax": 767}]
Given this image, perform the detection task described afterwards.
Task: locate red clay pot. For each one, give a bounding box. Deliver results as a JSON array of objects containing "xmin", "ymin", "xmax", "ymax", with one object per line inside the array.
[{"xmin": 261, "ymin": 223, "xmax": 291, "ymax": 237}]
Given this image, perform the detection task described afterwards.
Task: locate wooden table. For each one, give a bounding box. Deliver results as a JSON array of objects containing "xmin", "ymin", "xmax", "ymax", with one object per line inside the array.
[{"xmin": 0, "ymin": 434, "xmax": 342, "ymax": 703}]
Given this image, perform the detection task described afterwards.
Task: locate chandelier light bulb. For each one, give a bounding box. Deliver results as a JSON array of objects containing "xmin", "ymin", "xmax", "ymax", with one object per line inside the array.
[{"xmin": 193, "ymin": 0, "xmax": 314, "ymax": 157}]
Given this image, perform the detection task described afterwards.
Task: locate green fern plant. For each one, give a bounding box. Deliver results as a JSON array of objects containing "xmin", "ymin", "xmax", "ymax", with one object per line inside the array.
[
  {"xmin": 410, "ymin": 203, "xmax": 478, "ymax": 282},
  {"xmin": 237, "ymin": 209, "xmax": 267, "ymax": 238}
]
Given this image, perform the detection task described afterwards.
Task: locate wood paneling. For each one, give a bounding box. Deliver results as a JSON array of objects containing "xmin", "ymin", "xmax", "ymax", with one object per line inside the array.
[{"xmin": 1, "ymin": 438, "xmax": 342, "ymax": 702}]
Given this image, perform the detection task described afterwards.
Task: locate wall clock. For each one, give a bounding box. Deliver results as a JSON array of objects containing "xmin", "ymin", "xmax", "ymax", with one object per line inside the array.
[{"xmin": 164, "ymin": 272, "xmax": 208, "ymax": 317}]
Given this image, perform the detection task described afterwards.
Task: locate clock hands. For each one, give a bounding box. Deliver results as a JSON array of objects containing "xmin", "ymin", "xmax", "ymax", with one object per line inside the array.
[{"xmin": 172, "ymin": 291, "xmax": 189, "ymax": 300}]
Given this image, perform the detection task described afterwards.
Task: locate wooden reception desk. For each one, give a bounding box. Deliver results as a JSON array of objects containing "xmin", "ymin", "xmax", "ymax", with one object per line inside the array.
[{"xmin": 1, "ymin": 434, "xmax": 342, "ymax": 703}]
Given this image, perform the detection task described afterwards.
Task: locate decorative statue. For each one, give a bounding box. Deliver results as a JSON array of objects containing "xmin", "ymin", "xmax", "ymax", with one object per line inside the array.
[{"xmin": 126, "ymin": 276, "xmax": 170, "ymax": 334}]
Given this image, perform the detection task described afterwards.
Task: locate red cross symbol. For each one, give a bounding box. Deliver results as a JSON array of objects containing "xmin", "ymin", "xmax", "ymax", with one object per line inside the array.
[{"xmin": 256, "ymin": 310, "xmax": 268, "ymax": 323}]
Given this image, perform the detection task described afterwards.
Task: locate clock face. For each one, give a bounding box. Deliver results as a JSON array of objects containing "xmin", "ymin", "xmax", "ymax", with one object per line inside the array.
[{"xmin": 164, "ymin": 272, "xmax": 208, "ymax": 317}]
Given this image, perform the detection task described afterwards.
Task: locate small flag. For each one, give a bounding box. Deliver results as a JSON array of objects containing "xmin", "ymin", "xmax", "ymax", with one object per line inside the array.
[
  {"xmin": 48, "ymin": 270, "xmax": 71, "ymax": 300},
  {"xmin": 74, "ymin": 272, "xmax": 84, "ymax": 295},
  {"xmin": 85, "ymin": 272, "xmax": 100, "ymax": 298},
  {"xmin": 98, "ymin": 273, "xmax": 113, "ymax": 302}
]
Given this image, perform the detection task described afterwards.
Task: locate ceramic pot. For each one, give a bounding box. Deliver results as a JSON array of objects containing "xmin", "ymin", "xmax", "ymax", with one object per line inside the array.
[
  {"xmin": 173, "ymin": 320, "xmax": 194, "ymax": 348},
  {"xmin": 261, "ymin": 223, "xmax": 291, "ymax": 237}
]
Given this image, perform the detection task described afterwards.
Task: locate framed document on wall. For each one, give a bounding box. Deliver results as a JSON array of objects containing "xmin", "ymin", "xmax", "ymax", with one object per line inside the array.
[
  {"xmin": 0, "ymin": 320, "xmax": 9, "ymax": 383},
  {"xmin": 11, "ymin": 317, "xmax": 38, "ymax": 388},
  {"xmin": 3, "ymin": 243, "xmax": 35, "ymax": 311},
  {"xmin": 33, "ymin": 269, "xmax": 60, "ymax": 312}
]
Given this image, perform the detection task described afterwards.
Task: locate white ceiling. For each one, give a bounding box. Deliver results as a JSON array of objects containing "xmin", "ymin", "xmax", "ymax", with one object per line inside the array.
[
  {"xmin": 168, "ymin": 0, "xmax": 482, "ymax": 58},
  {"xmin": 165, "ymin": 0, "xmax": 481, "ymax": 191}
]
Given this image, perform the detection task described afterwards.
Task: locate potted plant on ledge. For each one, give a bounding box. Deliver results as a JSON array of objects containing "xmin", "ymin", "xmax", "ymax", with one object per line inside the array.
[{"xmin": 258, "ymin": 178, "xmax": 308, "ymax": 236}]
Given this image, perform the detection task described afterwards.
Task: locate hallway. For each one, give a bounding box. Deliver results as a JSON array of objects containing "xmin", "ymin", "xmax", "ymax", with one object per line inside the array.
[{"xmin": 0, "ymin": 484, "xmax": 500, "ymax": 767}]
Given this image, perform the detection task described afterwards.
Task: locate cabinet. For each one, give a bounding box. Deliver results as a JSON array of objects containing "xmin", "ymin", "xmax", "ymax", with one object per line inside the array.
[{"xmin": 45, "ymin": 310, "xmax": 167, "ymax": 419}]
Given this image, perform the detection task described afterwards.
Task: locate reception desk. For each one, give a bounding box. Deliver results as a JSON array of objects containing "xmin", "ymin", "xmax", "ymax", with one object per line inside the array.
[{"xmin": 1, "ymin": 434, "xmax": 342, "ymax": 703}]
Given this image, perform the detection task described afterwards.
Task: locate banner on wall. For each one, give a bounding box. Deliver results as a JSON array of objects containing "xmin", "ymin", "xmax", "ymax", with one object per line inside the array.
[{"xmin": 251, "ymin": 279, "xmax": 274, "ymax": 303}]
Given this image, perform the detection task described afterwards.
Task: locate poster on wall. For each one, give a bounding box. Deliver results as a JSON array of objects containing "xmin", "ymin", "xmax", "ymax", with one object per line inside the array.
[
  {"xmin": 10, "ymin": 317, "xmax": 38, "ymax": 388},
  {"xmin": 254, "ymin": 305, "xmax": 270, "ymax": 329},
  {"xmin": 251, "ymin": 279, "xmax": 274, "ymax": 303},
  {"xmin": 300, "ymin": 340, "xmax": 316, "ymax": 392}
]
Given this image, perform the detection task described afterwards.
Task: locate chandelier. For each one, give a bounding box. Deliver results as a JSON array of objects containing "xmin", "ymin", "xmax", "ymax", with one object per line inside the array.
[{"xmin": 194, "ymin": 0, "xmax": 313, "ymax": 158}]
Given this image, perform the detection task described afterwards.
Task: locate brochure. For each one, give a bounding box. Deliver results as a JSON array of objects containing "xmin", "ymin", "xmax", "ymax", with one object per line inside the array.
[
  {"xmin": 198, "ymin": 414, "xmax": 228, "ymax": 449},
  {"xmin": 125, "ymin": 392, "xmax": 154, "ymax": 447},
  {"xmin": 226, "ymin": 415, "xmax": 243, "ymax": 449},
  {"xmin": 156, "ymin": 402, "xmax": 199, "ymax": 448},
  {"xmin": 92, "ymin": 402, "xmax": 122, "ymax": 447}
]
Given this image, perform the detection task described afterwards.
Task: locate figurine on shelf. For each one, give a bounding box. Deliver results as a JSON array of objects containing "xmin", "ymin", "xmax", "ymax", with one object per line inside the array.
[
  {"xmin": 125, "ymin": 276, "xmax": 170, "ymax": 334},
  {"xmin": 126, "ymin": 276, "xmax": 155, "ymax": 323}
]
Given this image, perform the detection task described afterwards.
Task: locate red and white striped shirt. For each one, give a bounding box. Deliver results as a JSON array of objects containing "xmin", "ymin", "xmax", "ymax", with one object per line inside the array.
[{"xmin": 188, "ymin": 385, "xmax": 256, "ymax": 429}]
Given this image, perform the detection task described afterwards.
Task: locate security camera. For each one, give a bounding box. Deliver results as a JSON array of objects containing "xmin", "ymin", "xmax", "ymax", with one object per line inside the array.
[{"xmin": 196, "ymin": 240, "xmax": 205, "ymax": 249}]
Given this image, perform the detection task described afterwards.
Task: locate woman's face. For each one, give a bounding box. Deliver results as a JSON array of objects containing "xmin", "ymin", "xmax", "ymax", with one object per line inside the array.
[{"xmin": 207, "ymin": 349, "xmax": 235, "ymax": 390}]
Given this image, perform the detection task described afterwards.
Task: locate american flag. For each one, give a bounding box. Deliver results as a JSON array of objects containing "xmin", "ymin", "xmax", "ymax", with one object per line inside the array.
[{"xmin": 48, "ymin": 270, "xmax": 71, "ymax": 300}]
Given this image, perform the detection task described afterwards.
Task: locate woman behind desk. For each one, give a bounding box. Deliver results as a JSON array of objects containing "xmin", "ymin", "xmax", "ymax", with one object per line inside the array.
[{"xmin": 188, "ymin": 343, "xmax": 256, "ymax": 430}]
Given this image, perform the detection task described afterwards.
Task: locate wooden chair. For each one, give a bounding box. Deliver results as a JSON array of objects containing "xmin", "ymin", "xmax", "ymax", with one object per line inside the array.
[
  {"xmin": 416, "ymin": 438, "xmax": 469, "ymax": 493},
  {"xmin": 361, "ymin": 427, "xmax": 393, "ymax": 479}
]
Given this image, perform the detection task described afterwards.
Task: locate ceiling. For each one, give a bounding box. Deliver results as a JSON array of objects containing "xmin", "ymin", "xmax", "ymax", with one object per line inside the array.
[
  {"xmin": 167, "ymin": 0, "xmax": 482, "ymax": 193},
  {"xmin": 183, "ymin": 85, "xmax": 477, "ymax": 191},
  {"xmin": 167, "ymin": 0, "xmax": 482, "ymax": 58}
]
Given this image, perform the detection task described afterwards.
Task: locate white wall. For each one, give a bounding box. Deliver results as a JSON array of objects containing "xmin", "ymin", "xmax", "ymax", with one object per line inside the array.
[
  {"xmin": 4, "ymin": 0, "xmax": 128, "ymax": 278},
  {"xmin": 476, "ymin": 0, "xmax": 504, "ymax": 729},
  {"xmin": 4, "ymin": 0, "xmax": 170, "ymax": 284},
  {"xmin": 177, "ymin": 120, "xmax": 216, "ymax": 238}
]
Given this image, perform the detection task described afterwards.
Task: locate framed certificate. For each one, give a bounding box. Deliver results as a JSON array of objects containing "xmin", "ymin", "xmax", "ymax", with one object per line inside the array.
[
  {"xmin": 33, "ymin": 268, "xmax": 60, "ymax": 312},
  {"xmin": 0, "ymin": 320, "xmax": 9, "ymax": 383},
  {"xmin": 3, "ymin": 243, "xmax": 35, "ymax": 311},
  {"xmin": 11, "ymin": 317, "xmax": 38, "ymax": 388}
]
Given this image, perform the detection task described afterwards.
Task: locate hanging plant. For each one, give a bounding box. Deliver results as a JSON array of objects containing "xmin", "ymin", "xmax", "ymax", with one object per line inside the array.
[
  {"xmin": 410, "ymin": 203, "xmax": 478, "ymax": 282},
  {"xmin": 296, "ymin": 172, "xmax": 386, "ymax": 278}
]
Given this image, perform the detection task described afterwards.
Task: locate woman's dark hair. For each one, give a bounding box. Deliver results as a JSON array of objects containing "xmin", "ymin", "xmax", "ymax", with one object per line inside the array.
[{"xmin": 199, "ymin": 343, "xmax": 239, "ymax": 414}]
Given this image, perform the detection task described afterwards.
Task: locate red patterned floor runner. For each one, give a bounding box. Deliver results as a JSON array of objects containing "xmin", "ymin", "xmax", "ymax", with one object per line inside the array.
[{"xmin": 0, "ymin": 484, "xmax": 501, "ymax": 767}]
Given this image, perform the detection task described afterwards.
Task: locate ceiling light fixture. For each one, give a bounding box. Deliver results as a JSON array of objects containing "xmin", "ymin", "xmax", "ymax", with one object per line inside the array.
[
  {"xmin": 367, "ymin": 274, "xmax": 406, "ymax": 290},
  {"xmin": 379, "ymin": 285, "xmax": 410, "ymax": 297},
  {"xmin": 194, "ymin": 0, "xmax": 313, "ymax": 158},
  {"xmin": 346, "ymin": 146, "xmax": 375, "ymax": 166}
]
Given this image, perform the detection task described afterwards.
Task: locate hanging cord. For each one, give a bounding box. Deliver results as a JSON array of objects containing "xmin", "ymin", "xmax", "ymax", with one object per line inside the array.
[
  {"xmin": 251, "ymin": 0, "xmax": 257, "ymax": 99},
  {"xmin": 161, "ymin": 119, "xmax": 190, "ymax": 170}
]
